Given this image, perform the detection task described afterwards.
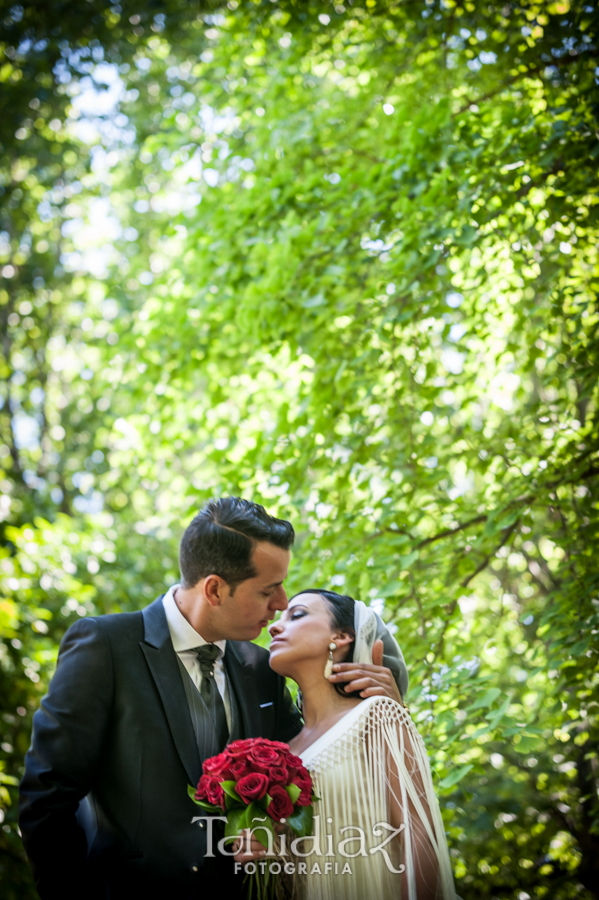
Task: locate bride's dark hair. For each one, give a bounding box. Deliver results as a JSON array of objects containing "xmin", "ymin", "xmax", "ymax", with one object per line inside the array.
[{"xmin": 290, "ymin": 589, "xmax": 360, "ymax": 700}]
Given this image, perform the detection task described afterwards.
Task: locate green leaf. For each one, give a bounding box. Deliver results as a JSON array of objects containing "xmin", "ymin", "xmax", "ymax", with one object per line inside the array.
[
  {"xmin": 285, "ymin": 783, "xmax": 301, "ymax": 804},
  {"xmin": 302, "ymin": 293, "xmax": 326, "ymax": 309},
  {"xmin": 455, "ymin": 225, "xmax": 478, "ymax": 246},
  {"xmin": 471, "ymin": 687, "xmax": 502, "ymax": 709},
  {"xmin": 439, "ymin": 764, "xmax": 474, "ymax": 790},
  {"xmin": 468, "ymin": 724, "xmax": 492, "ymax": 739},
  {"xmin": 224, "ymin": 806, "xmax": 247, "ymax": 840},
  {"xmin": 246, "ymin": 802, "xmax": 275, "ymax": 849},
  {"xmin": 221, "ymin": 780, "xmax": 243, "ymax": 803},
  {"xmin": 193, "ymin": 799, "xmax": 219, "ymax": 812},
  {"xmin": 399, "ymin": 551, "xmax": 419, "ymax": 568},
  {"xmin": 0, "ymin": 773, "xmax": 18, "ymax": 786},
  {"xmin": 287, "ymin": 804, "xmax": 314, "ymax": 838},
  {"xmin": 513, "ymin": 736, "xmax": 540, "ymax": 755},
  {"xmin": 255, "ymin": 794, "xmax": 270, "ymax": 812},
  {"xmin": 379, "ymin": 578, "xmax": 407, "ymax": 596},
  {"xmin": 485, "ymin": 694, "xmax": 512, "ymax": 727}
]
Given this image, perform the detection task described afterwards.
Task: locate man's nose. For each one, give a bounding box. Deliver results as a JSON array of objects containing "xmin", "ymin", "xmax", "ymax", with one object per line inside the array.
[{"xmin": 269, "ymin": 585, "xmax": 288, "ymax": 612}]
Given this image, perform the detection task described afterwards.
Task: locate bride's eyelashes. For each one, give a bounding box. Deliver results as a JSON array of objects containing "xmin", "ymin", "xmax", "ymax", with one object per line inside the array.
[{"xmin": 289, "ymin": 605, "xmax": 309, "ymax": 620}]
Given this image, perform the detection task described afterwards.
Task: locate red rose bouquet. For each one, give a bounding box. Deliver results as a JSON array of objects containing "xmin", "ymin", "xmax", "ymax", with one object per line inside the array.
[{"xmin": 188, "ymin": 738, "xmax": 317, "ymax": 899}]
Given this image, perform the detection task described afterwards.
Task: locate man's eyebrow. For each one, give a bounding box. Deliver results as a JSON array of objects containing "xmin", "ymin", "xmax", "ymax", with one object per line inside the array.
[{"xmin": 264, "ymin": 580, "xmax": 284, "ymax": 589}]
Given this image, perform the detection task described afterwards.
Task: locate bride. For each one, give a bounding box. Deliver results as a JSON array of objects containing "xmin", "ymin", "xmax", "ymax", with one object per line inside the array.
[{"xmin": 266, "ymin": 589, "xmax": 458, "ymax": 900}]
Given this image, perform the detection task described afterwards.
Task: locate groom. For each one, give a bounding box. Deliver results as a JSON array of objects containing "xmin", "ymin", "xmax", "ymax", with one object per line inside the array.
[{"xmin": 19, "ymin": 497, "xmax": 406, "ymax": 900}]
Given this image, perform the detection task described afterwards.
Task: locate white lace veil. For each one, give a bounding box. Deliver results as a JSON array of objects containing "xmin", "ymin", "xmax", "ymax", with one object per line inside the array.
[
  {"xmin": 353, "ymin": 599, "xmax": 409, "ymax": 702},
  {"xmin": 352, "ymin": 599, "xmax": 378, "ymax": 664}
]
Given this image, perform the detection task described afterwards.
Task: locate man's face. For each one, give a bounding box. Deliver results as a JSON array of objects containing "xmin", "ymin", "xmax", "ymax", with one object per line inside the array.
[{"xmin": 217, "ymin": 541, "xmax": 290, "ymax": 641}]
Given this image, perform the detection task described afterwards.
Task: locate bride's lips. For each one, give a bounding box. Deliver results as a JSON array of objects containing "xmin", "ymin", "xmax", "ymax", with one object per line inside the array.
[{"xmin": 270, "ymin": 636, "xmax": 286, "ymax": 647}]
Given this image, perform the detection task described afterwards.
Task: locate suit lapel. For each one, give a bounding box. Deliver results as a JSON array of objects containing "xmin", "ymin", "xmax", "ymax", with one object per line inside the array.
[
  {"xmin": 224, "ymin": 642, "xmax": 262, "ymax": 738},
  {"xmin": 140, "ymin": 597, "xmax": 201, "ymax": 786}
]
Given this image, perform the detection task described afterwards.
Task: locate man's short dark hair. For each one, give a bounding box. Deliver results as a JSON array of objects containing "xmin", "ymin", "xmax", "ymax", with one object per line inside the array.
[{"xmin": 179, "ymin": 497, "xmax": 295, "ymax": 591}]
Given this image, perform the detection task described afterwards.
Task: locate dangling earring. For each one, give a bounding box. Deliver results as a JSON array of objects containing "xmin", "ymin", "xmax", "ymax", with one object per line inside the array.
[{"xmin": 324, "ymin": 642, "xmax": 337, "ymax": 680}]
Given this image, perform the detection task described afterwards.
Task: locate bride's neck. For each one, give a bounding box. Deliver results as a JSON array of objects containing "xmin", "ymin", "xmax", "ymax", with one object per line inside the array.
[{"xmin": 295, "ymin": 669, "xmax": 358, "ymax": 729}]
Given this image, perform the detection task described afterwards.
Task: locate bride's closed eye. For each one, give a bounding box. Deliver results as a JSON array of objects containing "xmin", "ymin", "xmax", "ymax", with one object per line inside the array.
[{"xmin": 291, "ymin": 610, "xmax": 307, "ymax": 620}]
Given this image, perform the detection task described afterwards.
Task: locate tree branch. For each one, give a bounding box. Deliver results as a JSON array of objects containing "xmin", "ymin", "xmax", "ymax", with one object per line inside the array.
[
  {"xmin": 415, "ymin": 514, "xmax": 487, "ymax": 549},
  {"xmin": 454, "ymin": 46, "xmax": 599, "ymax": 117}
]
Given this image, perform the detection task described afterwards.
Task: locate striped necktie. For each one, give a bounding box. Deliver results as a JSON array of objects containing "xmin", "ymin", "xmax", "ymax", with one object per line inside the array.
[{"xmin": 194, "ymin": 644, "xmax": 229, "ymax": 750}]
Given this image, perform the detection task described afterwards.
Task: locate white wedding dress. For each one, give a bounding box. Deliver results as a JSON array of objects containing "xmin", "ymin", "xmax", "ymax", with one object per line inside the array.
[{"xmin": 291, "ymin": 696, "xmax": 458, "ymax": 900}]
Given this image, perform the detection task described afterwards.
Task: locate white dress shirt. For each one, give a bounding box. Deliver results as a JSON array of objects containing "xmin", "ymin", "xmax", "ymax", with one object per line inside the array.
[{"xmin": 162, "ymin": 585, "xmax": 231, "ymax": 730}]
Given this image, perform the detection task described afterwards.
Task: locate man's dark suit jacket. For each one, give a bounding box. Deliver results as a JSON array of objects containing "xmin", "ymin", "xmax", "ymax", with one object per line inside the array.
[{"xmin": 18, "ymin": 596, "xmax": 303, "ymax": 900}]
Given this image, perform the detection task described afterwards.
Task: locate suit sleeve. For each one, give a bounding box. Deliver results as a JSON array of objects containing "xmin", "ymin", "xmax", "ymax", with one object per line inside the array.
[
  {"xmin": 273, "ymin": 673, "xmax": 303, "ymax": 743},
  {"xmin": 18, "ymin": 617, "xmax": 114, "ymax": 899}
]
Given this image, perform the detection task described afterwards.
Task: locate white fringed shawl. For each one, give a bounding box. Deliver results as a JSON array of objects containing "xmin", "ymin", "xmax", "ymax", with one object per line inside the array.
[{"xmin": 293, "ymin": 696, "xmax": 458, "ymax": 900}]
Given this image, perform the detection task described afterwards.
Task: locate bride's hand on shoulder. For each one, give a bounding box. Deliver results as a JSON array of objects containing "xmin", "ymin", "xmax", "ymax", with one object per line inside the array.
[{"xmin": 328, "ymin": 639, "xmax": 403, "ymax": 704}]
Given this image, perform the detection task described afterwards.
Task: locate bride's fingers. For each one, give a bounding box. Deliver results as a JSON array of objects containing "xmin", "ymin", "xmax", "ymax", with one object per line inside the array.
[
  {"xmin": 330, "ymin": 672, "xmax": 390, "ymax": 692},
  {"xmin": 329, "ymin": 664, "xmax": 391, "ymax": 684},
  {"xmin": 340, "ymin": 675, "xmax": 387, "ymax": 692},
  {"xmin": 359, "ymin": 685, "xmax": 393, "ymax": 697},
  {"xmin": 232, "ymin": 831, "xmax": 267, "ymax": 863},
  {"xmin": 372, "ymin": 638, "xmax": 385, "ymax": 667},
  {"xmin": 330, "ymin": 662, "xmax": 388, "ymax": 677}
]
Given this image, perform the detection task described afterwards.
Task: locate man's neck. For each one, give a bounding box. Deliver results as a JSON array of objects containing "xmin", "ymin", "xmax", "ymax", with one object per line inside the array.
[{"xmin": 173, "ymin": 585, "xmax": 222, "ymax": 642}]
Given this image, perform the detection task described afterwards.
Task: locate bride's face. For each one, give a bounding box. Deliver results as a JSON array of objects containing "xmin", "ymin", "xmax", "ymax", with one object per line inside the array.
[{"xmin": 268, "ymin": 592, "xmax": 348, "ymax": 677}]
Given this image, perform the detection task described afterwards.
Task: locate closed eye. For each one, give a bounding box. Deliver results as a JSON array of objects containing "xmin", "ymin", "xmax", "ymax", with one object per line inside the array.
[{"xmin": 291, "ymin": 610, "xmax": 307, "ymax": 620}]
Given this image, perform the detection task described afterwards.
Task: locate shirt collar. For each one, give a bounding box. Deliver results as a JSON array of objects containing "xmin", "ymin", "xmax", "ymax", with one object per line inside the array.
[{"xmin": 162, "ymin": 585, "xmax": 227, "ymax": 656}]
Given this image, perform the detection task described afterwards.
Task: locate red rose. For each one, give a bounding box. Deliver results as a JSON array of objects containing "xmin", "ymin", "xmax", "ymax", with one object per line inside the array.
[
  {"xmin": 267, "ymin": 741, "xmax": 292, "ymax": 753},
  {"xmin": 227, "ymin": 739, "xmax": 255, "ymax": 757},
  {"xmin": 203, "ymin": 752, "xmax": 233, "ymax": 780},
  {"xmin": 285, "ymin": 754, "xmax": 303, "ymax": 779},
  {"xmin": 236, "ymin": 773, "xmax": 270, "ymax": 805},
  {"xmin": 292, "ymin": 772, "xmax": 313, "ymax": 806},
  {"xmin": 229, "ymin": 757, "xmax": 250, "ymax": 781},
  {"xmin": 206, "ymin": 777, "xmax": 225, "ymax": 808},
  {"xmin": 249, "ymin": 744, "xmax": 284, "ymax": 768},
  {"xmin": 195, "ymin": 774, "xmax": 211, "ymax": 801},
  {"xmin": 267, "ymin": 785, "xmax": 294, "ymax": 822},
  {"xmin": 268, "ymin": 765, "xmax": 289, "ymax": 786},
  {"xmin": 196, "ymin": 775, "xmax": 225, "ymax": 808},
  {"xmin": 254, "ymin": 739, "xmax": 291, "ymax": 756}
]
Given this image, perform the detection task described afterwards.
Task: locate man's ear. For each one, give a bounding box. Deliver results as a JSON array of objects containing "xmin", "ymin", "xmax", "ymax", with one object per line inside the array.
[{"xmin": 203, "ymin": 574, "xmax": 227, "ymax": 607}]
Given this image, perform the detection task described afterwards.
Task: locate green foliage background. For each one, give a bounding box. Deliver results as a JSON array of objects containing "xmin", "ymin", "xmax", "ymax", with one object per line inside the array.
[{"xmin": 1, "ymin": 0, "xmax": 598, "ymax": 897}]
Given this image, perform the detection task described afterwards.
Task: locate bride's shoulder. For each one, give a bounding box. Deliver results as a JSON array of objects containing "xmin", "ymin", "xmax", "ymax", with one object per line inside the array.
[
  {"xmin": 356, "ymin": 695, "xmax": 417, "ymax": 733},
  {"xmin": 357, "ymin": 694, "xmax": 408, "ymax": 718}
]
